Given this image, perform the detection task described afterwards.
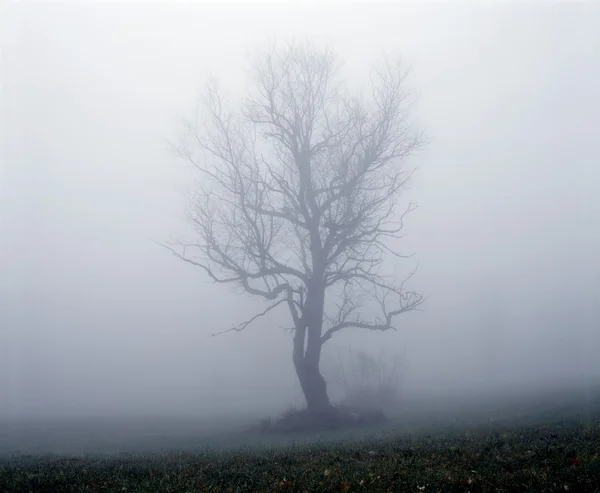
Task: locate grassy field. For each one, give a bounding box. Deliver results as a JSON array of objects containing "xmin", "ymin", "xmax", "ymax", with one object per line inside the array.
[{"xmin": 1, "ymin": 383, "xmax": 599, "ymax": 492}]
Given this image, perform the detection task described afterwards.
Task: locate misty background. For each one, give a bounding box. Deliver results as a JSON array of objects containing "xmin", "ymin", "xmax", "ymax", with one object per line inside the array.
[{"xmin": 1, "ymin": 2, "xmax": 599, "ymax": 422}]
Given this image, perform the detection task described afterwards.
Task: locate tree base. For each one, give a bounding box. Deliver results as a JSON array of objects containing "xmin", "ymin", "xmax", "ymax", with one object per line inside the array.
[{"xmin": 259, "ymin": 404, "xmax": 386, "ymax": 434}]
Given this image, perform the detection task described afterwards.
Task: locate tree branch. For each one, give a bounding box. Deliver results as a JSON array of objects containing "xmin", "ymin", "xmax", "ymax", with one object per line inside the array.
[{"xmin": 211, "ymin": 298, "xmax": 287, "ymax": 336}]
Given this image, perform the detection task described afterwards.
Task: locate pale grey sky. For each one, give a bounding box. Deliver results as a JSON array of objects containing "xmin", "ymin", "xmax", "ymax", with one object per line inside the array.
[{"xmin": 1, "ymin": 1, "xmax": 599, "ymax": 419}]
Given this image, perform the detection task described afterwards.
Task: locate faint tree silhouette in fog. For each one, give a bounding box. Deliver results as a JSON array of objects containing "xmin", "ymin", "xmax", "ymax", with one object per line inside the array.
[{"xmin": 165, "ymin": 41, "xmax": 424, "ymax": 411}]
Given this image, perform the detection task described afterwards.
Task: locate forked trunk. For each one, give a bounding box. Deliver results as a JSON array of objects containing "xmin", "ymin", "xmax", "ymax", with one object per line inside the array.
[
  {"xmin": 293, "ymin": 271, "xmax": 331, "ymax": 411},
  {"xmin": 294, "ymin": 354, "xmax": 331, "ymax": 411},
  {"xmin": 292, "ymin": 317, "xmax": 331, "ymax": 411}
]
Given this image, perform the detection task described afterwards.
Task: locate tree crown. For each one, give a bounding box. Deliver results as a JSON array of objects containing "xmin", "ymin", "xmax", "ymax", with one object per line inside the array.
[{"xmin": 167, "ymin": 42, "xmax": 424, "ymax": 342}]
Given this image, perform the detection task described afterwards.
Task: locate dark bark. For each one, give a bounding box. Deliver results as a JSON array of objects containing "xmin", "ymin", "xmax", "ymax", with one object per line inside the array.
[
  {"xmin": 292, "ymin": 278, "xmax": 331, "ymax": 411},
  {"xmin": 293, "ymin": 337, "xmax": 331, "ymax": 411}
]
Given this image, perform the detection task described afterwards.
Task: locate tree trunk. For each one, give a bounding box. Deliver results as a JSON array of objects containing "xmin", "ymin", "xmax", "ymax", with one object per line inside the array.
[
  {"xmin": 293, "ymin": 352, "xmax": 331, "ymax": 411},
  {"xmin": 292, "ymin": 266, "xmax": 331, "ymax": 411},
  {"xmin": 292, "ymin": 312, "xmax": 331, "ymax": 411}
]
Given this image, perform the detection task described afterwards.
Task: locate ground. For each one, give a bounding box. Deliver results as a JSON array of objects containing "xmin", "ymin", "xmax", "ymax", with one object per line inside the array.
[{"xmin": 1, "ymin": 383, "xmax": 599, "ymax": 492}]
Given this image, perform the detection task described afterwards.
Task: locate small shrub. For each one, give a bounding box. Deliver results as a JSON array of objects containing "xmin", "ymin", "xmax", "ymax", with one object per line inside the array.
[
  {"xmin": 324, "ymin": 346, "xmax": 405, "ymax": 412},
  {"xmin": 259, "ymin": 403, "xmax": 386, "ymax": 435}
]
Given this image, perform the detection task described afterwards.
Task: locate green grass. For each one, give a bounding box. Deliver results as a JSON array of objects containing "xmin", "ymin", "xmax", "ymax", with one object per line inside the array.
[
  {"xmin": 1, "ymin": 419, "xmax": 599, "ymax": 492},
  {"xmin": 1, "ymin": 385, "xmax": 599, "ymax": 492}
]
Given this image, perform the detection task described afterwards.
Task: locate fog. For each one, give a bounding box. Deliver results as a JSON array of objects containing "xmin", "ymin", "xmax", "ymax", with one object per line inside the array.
[{"xmin": 2, "ymin": 2, "xmax": 599, "ymax": 423}]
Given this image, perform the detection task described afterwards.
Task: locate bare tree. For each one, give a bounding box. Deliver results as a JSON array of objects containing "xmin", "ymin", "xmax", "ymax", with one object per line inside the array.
[{"xmin": 165, "ymin": 42, "xmax": 424, "ymax": 412}]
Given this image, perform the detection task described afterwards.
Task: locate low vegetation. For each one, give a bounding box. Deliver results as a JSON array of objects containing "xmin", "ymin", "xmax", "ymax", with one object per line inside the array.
[
  {"xmin": 323, "ymin": 347, "xmax": 406, "ymax": 414},
  {"xmin": 258, "ymin": 404, "xmax": 386, "ymax": 435},
  {"xmin": 256, "ymin": 348, "xmax": 399, "ymax": 435},
  {"xmin": 1, "ymin": 384, "xmax": 599, "ymax": 492}
]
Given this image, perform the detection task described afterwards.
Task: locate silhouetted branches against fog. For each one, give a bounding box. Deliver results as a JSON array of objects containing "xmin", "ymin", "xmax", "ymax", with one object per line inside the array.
[{"xmin": 164, "ymin": 42, "xmax": 424, "ymax": 410}]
